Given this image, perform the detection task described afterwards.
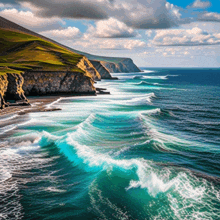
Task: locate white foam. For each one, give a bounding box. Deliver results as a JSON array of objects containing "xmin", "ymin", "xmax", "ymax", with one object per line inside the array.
[
  {"xmin": 0, "ymin": 125, "xmax": 17, "ymax": 135},
  {"xmin": 44, "ymin": 187, "xmax": 66, "ymax": 193},
  {"xmin": 46, "ymin": 97, "xmax": 63, "ymax": 109},
  {"xmin": 110, "ymin": 93, "xmax": 156, "ymax": 105},
  {"xmin": 141, "ymin": 108, "xmax": 161, "ymax": 115},
  {"xmin": 66, "ymin": 135, "xmax": 174, "ymax": 197},
  {"xmin": 0, "ymin": 114, "xmax": 18, "ymax": 122},
  {"xmin": 67, "ymin": 135, "xmax": 208, "ymax": 202},
  {"xmin": 143, "ymin": 70, "xmax": 156, "ymax": 73}
]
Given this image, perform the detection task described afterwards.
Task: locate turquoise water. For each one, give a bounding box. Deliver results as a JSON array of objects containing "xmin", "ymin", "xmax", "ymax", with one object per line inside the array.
[{"xmin": 0, "ymin": 68, "xmax": 220, "ymax": 219}]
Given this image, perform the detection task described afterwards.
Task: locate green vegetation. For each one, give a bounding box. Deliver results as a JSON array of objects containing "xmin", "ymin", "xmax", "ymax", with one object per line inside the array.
[{"xmin": 0, "ymin": 29, "xmax": 85, "ymax": 75}]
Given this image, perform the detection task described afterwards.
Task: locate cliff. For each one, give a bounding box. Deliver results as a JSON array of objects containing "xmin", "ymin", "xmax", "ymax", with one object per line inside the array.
[
  {"xmin": 5, "ymin": 73, "xmax": 29, "ymax": 103},
  {"xmin": 100, "ymin": 58, "xmax": 141, "ymax": 73},
  {"xmin": 23, "ymin": 71, "xmax": 95, "ymax": 96},
  {"xmin": 0, "ymin": 71, "xmax": 96, "ymax": 109},
  {"xmin": 67, "ymin": 49, "xmax": 141, "ymax": 73},
  {"xmin": 90, "ymin": 60, "xmax": 116, "ymax": 79},
  {"xmin": 77, "ymin": 57, "xmax": 101, "ymax": 81},
  {"xmin": 0, "ymin": 74, "xmax": 8, "ymax": 109}
]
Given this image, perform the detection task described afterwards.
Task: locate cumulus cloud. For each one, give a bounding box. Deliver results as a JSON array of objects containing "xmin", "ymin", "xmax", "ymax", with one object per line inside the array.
[
  {"xmin": 111, "ymin": 0, "xmax": 180, "ymax": 29},
  {"xmin": 189, "ymin": 0, "xmax": 211, "ymax": 9},
  {"xmin": 72, "ymin": 38, "xmax": 146, "ymax": 50},
  {"xmin": 150, "ymin": 27, "xmax": 220, "ymax": 46},
  {"xmin": 198, "ymin": 12, "xmax": 220, "ymax": 22},
  {"xmin": 0, "ymin": 0, "xmax": 181, "ymax": 30},
  {"xmin": 85, "ymin": 18, "xmax": 137, "ymax": 38},
  {"xmin": 40, "ymin": 27, "xmax": 82, "ymax": 40},
  {"xmin": 145, "ymin": 30, "xmax": 153, "ymax": 37},
  {"xmin": 0, "ymin": 8, "xmax": 63, "ymax": 31}
]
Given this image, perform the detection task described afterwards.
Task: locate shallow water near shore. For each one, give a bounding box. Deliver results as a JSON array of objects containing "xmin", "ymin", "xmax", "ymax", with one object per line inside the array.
[{"xmin": 0, "ymin": 68, "xmax": 220, "ymax": 220}]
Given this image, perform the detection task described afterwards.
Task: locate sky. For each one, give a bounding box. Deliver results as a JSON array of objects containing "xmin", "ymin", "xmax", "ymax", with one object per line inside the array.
[{"xmin": 0, "ymin": 0, "xmax": 220, "ymax": 67}]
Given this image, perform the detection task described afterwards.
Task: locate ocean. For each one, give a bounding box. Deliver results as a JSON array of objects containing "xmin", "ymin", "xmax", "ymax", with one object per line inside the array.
[{"xmin": 0, "ymin": 68, "xmax": 220, "ymax": 220}]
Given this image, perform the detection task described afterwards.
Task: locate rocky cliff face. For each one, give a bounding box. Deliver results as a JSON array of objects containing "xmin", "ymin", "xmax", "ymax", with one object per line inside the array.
[
  {"xmin": 6, "ymin": 73, "xmax": 29, "ymax": 103},
  {"xmin": 90, "ymin": 60, "xmax": 113, "ymax": 79},
  {"xmin": 101, "ymin": 58, "xmax": 141, "ymax": 73},
  {"xmin": 22, "ymin": 71, "xmax": 96, "ymax": 96},
  {"xmin": 0, "ymin": 71, "xmax": 96, "ymax": 109},
  {"xmin": 0, "ymin": 74, "xmax": 8, "ymax": 109},
  {"xmin": 77, "ymin": 57, "xmax": 101, "ymax": 81}
]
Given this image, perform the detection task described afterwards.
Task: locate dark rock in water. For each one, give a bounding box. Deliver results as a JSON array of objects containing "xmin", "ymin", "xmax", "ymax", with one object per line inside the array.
[
  {"xmin": 96, "ymin": 88, "xmax": 107, "ymax": 91},
  {"xmin": 44, "ymin": 108, "xmax": 62, "ymax": 112},
  {"xmin": 8, "ymin": 102, "xmax": 30, "ymax": 106},
  {"xmin": 96, "ymin": 87, "xmax": 110, "ymax": 95}
]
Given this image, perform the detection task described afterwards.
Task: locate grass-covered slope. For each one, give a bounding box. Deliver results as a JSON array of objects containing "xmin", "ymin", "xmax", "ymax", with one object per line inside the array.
[{"xmin": 0, "ymin": 29, "xmax": 86, "ymax": 76}]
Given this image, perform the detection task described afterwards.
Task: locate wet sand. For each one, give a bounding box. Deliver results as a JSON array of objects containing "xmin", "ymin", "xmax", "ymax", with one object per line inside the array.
[{"xmin": 0, "ymin": 96, "xmax": 62, "ymax": 117}]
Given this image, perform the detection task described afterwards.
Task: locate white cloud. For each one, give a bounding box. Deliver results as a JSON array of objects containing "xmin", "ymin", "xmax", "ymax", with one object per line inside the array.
[
  {"xmin": 0, "ymin": 8, "xmax": 63, "ymax": 31},
  {"xmin": 40, "ymin": 27, "xmax": 81, "ymax": 39},
  {"xmin": 190, "ymin": 0, "xmax": 211, "ymax": 9},
  {"xmin": 150, "ymin": 27, "xmax": 220, "ymax": 46},
  {"xmin": 85, "ymin": 18, "xmax": 137, "ymax": 38},
  {"xmin": 71, "ymin": 38, "xmax": 146, "ymax": 50},
  {"xmin": 166, "ymin": 2, "xmax": 181, "ymax": 20},
  {"xmin": 145, "ymin": 30, "xmax": 153, "ymax": 37},
  {"xmin": 198, "ymin": 12, "xmax": 220, "ymax": 22},
  {"xmin": 111, "ymin": 0, "xmax": 180, "ymax": 29}
]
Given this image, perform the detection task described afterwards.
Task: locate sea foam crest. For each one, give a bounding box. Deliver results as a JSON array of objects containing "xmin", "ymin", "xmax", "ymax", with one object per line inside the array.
[
  {"xmin": 65, "ymin": 135, "xmax": 175, "ymax": 197},
  {"xmin": 110, "ymin": 93, "xmax": 156, "ymax": 105}
]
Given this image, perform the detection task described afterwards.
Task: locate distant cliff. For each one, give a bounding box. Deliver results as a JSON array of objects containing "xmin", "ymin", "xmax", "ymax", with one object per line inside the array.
[
  {"xmin": 90, "ymin": 60, "xmax": 118, "ymax": 79},
  {"xmin": 68, "ymin": 48, "xmax": 141, "ymax": 73},
  {"xmin": 100, "ymin": 58, "xmax": 141, "ymax": 73}
]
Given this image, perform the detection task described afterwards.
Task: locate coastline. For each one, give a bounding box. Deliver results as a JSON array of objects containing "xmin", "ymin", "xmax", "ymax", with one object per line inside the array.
[
  {"xmin": 0, "ymin": 90, "xmax": 111, "ymax": 140},
  {"xmin": 0, "ymin": 96, "xmax": 62, "ymax": 117},
  {"xmin": 0, "ymin": 86, "xmax": 110, "ymax": 117},
  {"xmin": 0, "ymin": 93, "xmax": 98, "ymax": 140}
]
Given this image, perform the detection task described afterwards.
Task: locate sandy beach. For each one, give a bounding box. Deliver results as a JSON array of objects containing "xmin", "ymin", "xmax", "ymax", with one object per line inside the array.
[{"xmin": 0, "ymin": 96, "xmax": 62, "ymax": 117}]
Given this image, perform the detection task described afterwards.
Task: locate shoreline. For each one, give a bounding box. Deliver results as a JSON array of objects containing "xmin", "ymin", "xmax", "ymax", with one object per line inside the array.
[
  {"xmin": 0, "ymin": 94, "xmax": 97, "ymax": 140},
  {"xmin": 0, "ymin": 96, "xmax": 62, "ymax": 117},
  {"xmin": 0, "ymin": 88, "xmax": 111, "ymax": 117}
]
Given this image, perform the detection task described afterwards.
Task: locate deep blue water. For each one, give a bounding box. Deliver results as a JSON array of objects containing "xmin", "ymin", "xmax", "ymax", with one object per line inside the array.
[{"xmin": 0, "ymin": 68, "xmax": 220, "ymax": 220}]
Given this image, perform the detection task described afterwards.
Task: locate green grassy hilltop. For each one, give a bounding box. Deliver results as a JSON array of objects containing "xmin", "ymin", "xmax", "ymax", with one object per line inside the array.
[{"xmin": 0, "ymin": 29, "xmax": 85, "ymax": 76}]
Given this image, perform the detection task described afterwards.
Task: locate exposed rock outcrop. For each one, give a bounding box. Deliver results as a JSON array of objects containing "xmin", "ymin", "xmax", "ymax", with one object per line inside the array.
[
  {"xmin": 0, "ymin": 74, "xmax": 8, "ymax": 109},
  {"xmin": 101, "ymin": 58, "xmax": 141, "ymax": 73},
  {"xmin": 0, "ymin": 70, "xmax": 96, "ymax": 110},
  {"xmin": 77, "ymin": 57, "xmax": 101, "ymax": 81},
  {"xmin": 22, "ymin": 71, "xmax": 96, "ymax": 96},
  {"xmin": 90, "ymin": 60, "xmax": 117, "ymax": 79},
  {"xmin": 5, "ymin": 73, "xmax": 29, "ymax": 104}
]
